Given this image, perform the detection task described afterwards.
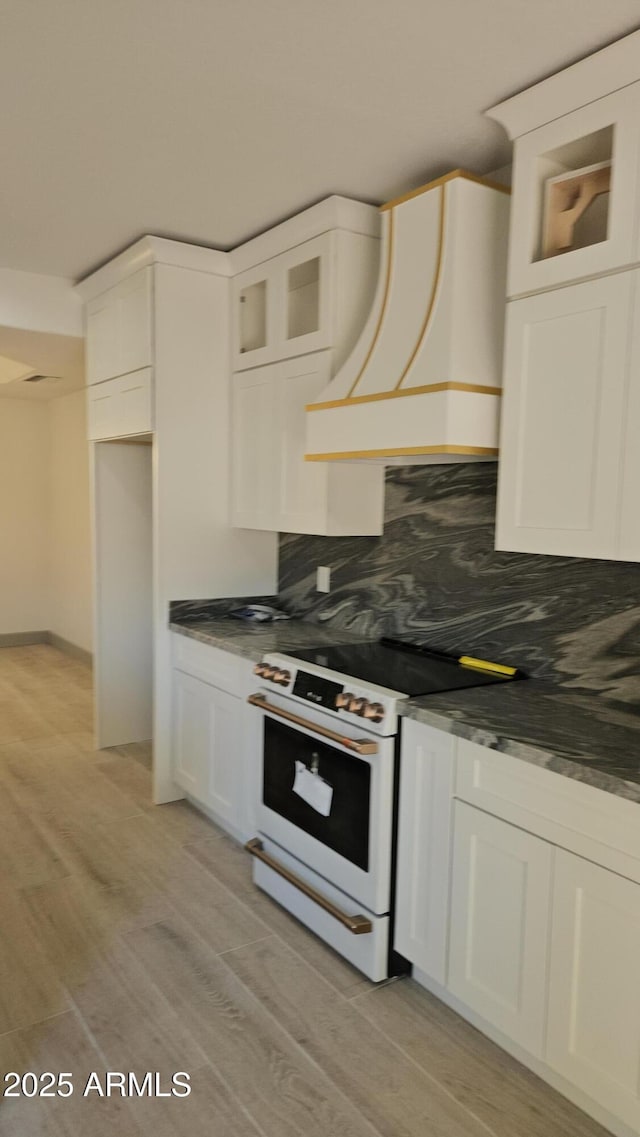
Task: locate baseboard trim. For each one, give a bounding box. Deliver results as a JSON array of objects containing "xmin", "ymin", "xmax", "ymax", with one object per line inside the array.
[
  {"xmin": 47, "ymin": 633, "xmax": 92, "ymax": 666},
  {"xmin": 0, "ymin": 631, "xmax": 49, "ymax": 647},
  {"xmin": 0, "ymin": 631, "xmax": 92, "ymax": 666}
]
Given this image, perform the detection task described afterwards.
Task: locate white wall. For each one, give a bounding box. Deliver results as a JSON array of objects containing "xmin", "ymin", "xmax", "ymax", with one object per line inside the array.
[
  {"xmin": 49, "ymin": 390, "xmax": 92, "ymax": 652},
  {"xmin": 0, "ymin": 389, "xmax": 92, "ymax": 651},
  {"xmin": 0, "ymin": 400, "xmax": 51, "ymax": 633}
]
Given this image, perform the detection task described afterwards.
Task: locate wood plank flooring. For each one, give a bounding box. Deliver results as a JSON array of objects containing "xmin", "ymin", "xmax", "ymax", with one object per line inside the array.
[{"xmin": 0, "ymin": 645, "xmax": 611, "ymax": 1136}]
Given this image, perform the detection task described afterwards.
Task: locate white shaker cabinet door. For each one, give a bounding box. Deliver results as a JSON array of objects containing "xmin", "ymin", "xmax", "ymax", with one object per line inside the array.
[
  {"xmin": 618, "ymin": 270, "xmax": 640, "ymax": 561},
  {"xmin": 172, "ymin": 669, "xmax": 241, "ymax": 831},
  {"xmin": 172, "ymin": 670, "xmax": 210, "ymax": 801},
  {"xmin": 231, "ymin": 367, "xmax": 278, "ymax": 530},
  {"xmin": 275, "ymin": 352, "xmax": 332, "ymax": 534},
  {"xmin": 394, "ymin": 720, "xmax": 455, "ymax": 984},
  {"xmin": 496, "ymin": 273, "xmax": 633, "ymax": 559},
  {"xmin": 546, "ymin": 851, "xmax": 640, "ymax": 1133},
  {"xmin": 448, "ymin": 801, "xmax": 553, "ymax": 1056},
  {"xmin": 86, "ymin": 267, "xmax": 152, "ymax": 385},
  {"xmin": 86, "ymin": 288, "xmax": 120, "ymax": 385},
  {"xmin": 117, "ymin": 266, "xmax": 153, "ymax": 377}
]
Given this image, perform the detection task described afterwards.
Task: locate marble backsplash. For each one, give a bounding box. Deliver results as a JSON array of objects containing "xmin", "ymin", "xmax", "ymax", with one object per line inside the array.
[{"xmin": 277, "ymin": 464, "xmax": 640, "ymax": 697}]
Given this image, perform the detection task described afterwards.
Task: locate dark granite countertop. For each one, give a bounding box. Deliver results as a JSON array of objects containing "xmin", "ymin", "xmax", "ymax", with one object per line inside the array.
[
  {"xmin": 170, "ymin": 617, "xmax": 376, "ymax": 662},
  {"xmin": 170, "ymin": 614, "xmax": 640, "ymax": 805},
  {"xmin": 401, "ymin": 682, "xmax": 640, "ymax": 803}
]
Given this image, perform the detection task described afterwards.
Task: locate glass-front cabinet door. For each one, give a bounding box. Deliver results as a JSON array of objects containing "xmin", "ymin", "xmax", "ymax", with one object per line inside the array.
[{"xmin": 232, "ymin": 234, "xmax": 332, "ymax": 370}]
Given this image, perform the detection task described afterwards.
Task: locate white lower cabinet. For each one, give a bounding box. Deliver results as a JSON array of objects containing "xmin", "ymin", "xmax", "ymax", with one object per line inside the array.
[
  {"xmin": 394, "ymin": 720, "xmax": 640, "ymax": 1135},
  {"xmin": 546, "ymin": 851, "xmax": 640, "ymax": 1132},
  {"xmin": 87, "ymin": 367, "xmax": 153, "ymax": 440},
  {"xmin": 172, "ymin": 668, "xmax": 242, "ymax": 833},
  {"xmin": 231, "ymin": 350, "xmax": 384, "ymax": 536},
  {"xmin": 448, "ymin": 800, "xmax": 553, "ymax": 1055},
  {"xmin": 394, "ymin": 720, "xmax": 455, "ymax": 984}
]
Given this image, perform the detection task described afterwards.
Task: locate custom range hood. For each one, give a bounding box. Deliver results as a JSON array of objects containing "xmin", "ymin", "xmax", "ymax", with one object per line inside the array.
[{"xmin": 305, "ymin": 170, "xmax": 510, "ymax": 464}]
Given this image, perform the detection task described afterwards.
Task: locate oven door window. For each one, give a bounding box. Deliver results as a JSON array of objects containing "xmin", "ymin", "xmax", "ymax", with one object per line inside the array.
[{"xmin": 263, "ymin": 717, "xmax": 370, "ymax": 871}]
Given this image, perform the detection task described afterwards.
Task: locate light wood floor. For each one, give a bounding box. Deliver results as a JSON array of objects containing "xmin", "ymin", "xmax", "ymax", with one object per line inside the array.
[{"xmin": 0, "ymin": 644, "xmax": 610, "ymax": 1137}]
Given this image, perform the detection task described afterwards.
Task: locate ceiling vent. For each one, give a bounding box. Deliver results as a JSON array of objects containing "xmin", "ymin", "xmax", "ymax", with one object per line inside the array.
[{"xmin": 21, "ymin": 374, "xmax": 62, "ymax": 385}]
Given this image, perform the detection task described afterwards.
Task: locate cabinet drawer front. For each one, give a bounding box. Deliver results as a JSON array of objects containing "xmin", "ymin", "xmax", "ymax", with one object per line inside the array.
[
  {"xmin": 87, "ymin": 369, "xmax": 153, "ymax": 440},
  {"xmin": 456, "ymin": 738, "xmax": 640, "ymax": 869},
  {"xmin": 172, "ymin": 632, "xmax": 243, "ymax": 693},
  {"xmin": 87, "ymin": 381, "xmax": 117, "ymax": 440}
]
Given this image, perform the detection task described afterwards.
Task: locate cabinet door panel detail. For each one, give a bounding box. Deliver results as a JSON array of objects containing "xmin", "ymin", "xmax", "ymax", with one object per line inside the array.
[
  {"xmin": 86, "ymin": 268, "xmax": 152, "ymax": 385},
  {"xmin": 86, "ymin": 290, "xmax": 120, "ymax": 385},
  {"xmin": 118, "ymin": 267, "xmax": 153, "ymax": 376},
  {"xmin": 497, "ymin": 273, "xmax": 632, "ymax": 557},
  {"xmin": 546, "ymin": 851, "xmax": 640, "ymax": 1130},
  {"xmin": 619, "ymin": 270, "xmax": 640, "ymax": 560},
  {"xmin": 231, "ymin": 369, "xmax": 276, "ymax": 529},
  {"xmin": 517, "ymin": 309, "xmax": 603, "ymax": 530},
  {"xmin": 87, "ymin": 370, "xmax": 152, "ymax": 440},
  {"xmin": 204, "ymin": 687, "xmax": 241, "ymax": 825},
  {"xmin": 448, "ymin": 801, "xmax": 553, "ymax": 1055},
  {"xmin": 172, "ymin": 670, "xmax": 241, "ymax": 828},
  {"xmin": 276, "ymin": 356, "xmax": 331, "ymax": 532},
  {"xmin": 394, "ymin": 721, "xmax": 455, "ymax": 983},
  {"xmin": 172, "ymin": 671, "xmax": 208, "ymax": 798}
]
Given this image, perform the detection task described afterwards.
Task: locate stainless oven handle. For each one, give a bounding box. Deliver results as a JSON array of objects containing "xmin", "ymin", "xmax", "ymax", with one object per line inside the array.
[
  {"xmin": 245, "ymin": 838, "xmax": 372, "ymax": 935},
  {"xmin": 247, "ymin": 693, "xmax": 378, "ymax": 755}
]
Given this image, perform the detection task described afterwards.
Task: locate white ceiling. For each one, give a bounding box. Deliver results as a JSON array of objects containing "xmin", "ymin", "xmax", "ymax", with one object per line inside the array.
[{"xmin": 2, "ymin": 0, "xmax": 640, "ymax": 282}]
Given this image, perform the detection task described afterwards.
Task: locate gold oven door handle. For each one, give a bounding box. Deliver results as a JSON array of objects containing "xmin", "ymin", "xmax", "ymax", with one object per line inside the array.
[
  {"xmin": 245, "ymin": 838, "xmax": 372, "ymax": 935},
  {"xmin": 246, "ymin": 693, "xmax": 378, "ymax": 755}
]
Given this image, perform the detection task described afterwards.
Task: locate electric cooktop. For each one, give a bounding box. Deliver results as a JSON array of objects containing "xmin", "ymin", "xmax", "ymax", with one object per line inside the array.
[{"xmin": 289, "ymin": 637, "xmax": 523, "ymax": 697}]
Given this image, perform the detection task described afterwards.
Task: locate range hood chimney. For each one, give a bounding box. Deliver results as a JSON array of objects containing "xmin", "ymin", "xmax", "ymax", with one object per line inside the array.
[{"xmin": 305, "ymin": 170, "xmax": 510, "ymax": 464}]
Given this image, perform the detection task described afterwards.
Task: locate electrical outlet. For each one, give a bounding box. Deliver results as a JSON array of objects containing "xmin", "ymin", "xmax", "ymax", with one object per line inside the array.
[{"xmin": 316, "ymin": 566, "xmax": 331, "ymax": 592}]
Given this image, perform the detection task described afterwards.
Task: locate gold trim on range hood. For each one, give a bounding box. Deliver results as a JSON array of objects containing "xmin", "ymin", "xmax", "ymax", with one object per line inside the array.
[{"xmin": 304, "ymin": 170, "xmax": 510, "ymax": 465}]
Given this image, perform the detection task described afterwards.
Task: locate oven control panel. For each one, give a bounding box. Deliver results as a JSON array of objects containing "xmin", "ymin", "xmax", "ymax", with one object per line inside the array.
[
  {"xmin": 253, "ymin": 654, "xmax": 398, "ymax": 734},
  {"xmin": 292, "ymin": 670, "xmax": 341, "ymax": 709}
]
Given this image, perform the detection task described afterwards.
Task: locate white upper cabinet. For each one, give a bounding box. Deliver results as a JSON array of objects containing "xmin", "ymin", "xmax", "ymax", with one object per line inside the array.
[
  {"xmin": 86, "ymin": 265, "xmax": 153, "ymax": 385},
  {"xmin": 487, "ymin": 41, "xmax": 640, "ymax": 563},
  {"xmin": 618, "ymin": 278, "xmax": 640, "ymax": 562},
  {"xmin": 506, "ymin": 86, "xmax": 640, "ymax": 298},
  {"xmin": 230, "ymin": 197, "xmax": 383, "ymax": 536},
  {"xmin": 496, "ymin": 272, "xmax": 634, "ymax": 558},
  {"xmin": 232, "ymin": 351, "xmax": 384, "ymax": 535},
  {"xmin": 232, "ymin": 228, "xmax": 378, "ymax": 372}
]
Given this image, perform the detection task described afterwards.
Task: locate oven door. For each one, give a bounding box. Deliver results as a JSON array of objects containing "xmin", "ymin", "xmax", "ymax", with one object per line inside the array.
[{"xmin": 249, "ymin": 690, "xmax": 394, "ymax": 916}]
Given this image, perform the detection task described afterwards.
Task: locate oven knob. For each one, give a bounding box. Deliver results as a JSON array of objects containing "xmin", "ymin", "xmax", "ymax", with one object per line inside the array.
[
  {"xmin": 273, "ymin": 669, "xmax": 291, "ymax": 686},
  {"xmin": 349, "ymin": 697, "xmax": 367, "ymax": 715},
  {"xmin": 335, "ymin": 692, "xmax": 353, "ymax": 709},
  {"xmin": 261, "ymin": 666, "xmax": 277, "ymax": 681},
  {"xmin": 363, "ymin": 701, "xmax": 385, "ymax": 723},
  {"xmin": 253, "ymin": 663, "xmax": 269, "ymax": 677}
]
